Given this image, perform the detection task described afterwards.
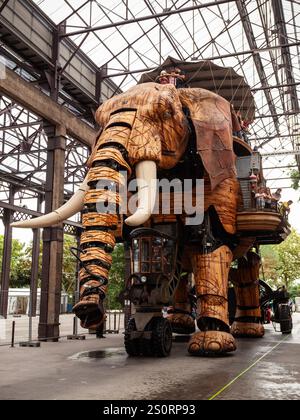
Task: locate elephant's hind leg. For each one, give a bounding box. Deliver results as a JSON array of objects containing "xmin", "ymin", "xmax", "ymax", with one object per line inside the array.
[
  {"xmin": 188, "ymin": 245, "xmax": 236, "ymax": 356},
  {"xmin": 231, "ymin": 252, "xmax": 264, "ymax": 338}
]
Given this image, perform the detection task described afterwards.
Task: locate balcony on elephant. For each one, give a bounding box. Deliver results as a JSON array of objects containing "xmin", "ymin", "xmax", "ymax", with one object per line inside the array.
[
  {"xmin": 233, "ymin": 136, "xmax": 252, "ymax": 157},
  {"xmin": 235, "ymin": 148, "xmax": 290, "ymax": 245}
]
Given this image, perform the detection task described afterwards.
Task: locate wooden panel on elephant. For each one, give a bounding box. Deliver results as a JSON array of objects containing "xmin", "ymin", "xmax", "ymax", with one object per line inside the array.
[
  {"xmin": 197, "ymin": 295, "xmax": 228, "ymax": 324},
  {"xmin": 191, "ymin": 245, "xmax": 233, "ymax": 325},
  {"xmin": 178, "ymin": 88, "xmax": 236, "ymax": 190},
  {"xmin": 230, "ymin": 256, "xmax": 260, "ymax": 286},
  {"xmin": 128, "ymin": 115, "xmax": 162, "ymax": 165},
  {"xmin": 191, "ymin": 246, "xmax": 232, "ymax": 297},
  {"xmin": 87, "ymin": 167, "xmax": 126, "ymax": 186},
  {"xmin": 80, "ymin": 231, "xmax": 116, "ymax": 248},
  {"xmin": 82, "ymin": 213, "xmax": 118, "ymax": 228},
  {"xmin": 234, "ymin": 284, "xmax": 260, "ymax": 309},
  {"xmin": 95, "ymin": 83, "xmax": 189, "ymax": 169},
  {"xmin": 77, "ymin": 279, "xmax": 107, "ymax": 304},
  {"xmin": 104, "ymin": 110, "xmax": 136, "ymax": 129},
  {"xmin": 232, "ymin": 237, "xmax": 256, "ymax": 260},
  {"xmin": 84, "ymin": 190, "xmax": 122, "ymax": 206},
  {"xmin": 204, "ymin": 175, "xmax": 239, "ymax": 234},
  {"xmin": 235, "ymin": 307, "xmax": 261, "ymax": 319},
  {"xmin": 89, "ymin": 148, "xmax": 132, "ymax": 175},
  {"xmin": 237, "ymin": 211, "xmax": 282, "ymax": 232},
  {"xmin": 96, "ymin": 125, "xmax": 131, "ymax": 149},
  {"xmin": 95, "ymin": 82, "xmax": 166, "ymax": 124},
  {"xmin": 79, "ymin": 266, "xmax": 109, "ymax": 282},
  {"xmin": 80, "ymin": 247, "xmax": 113, "ymax": 265}
]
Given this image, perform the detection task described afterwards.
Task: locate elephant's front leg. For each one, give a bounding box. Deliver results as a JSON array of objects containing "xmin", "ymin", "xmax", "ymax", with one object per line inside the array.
[
  {"xmin": 188, "ymin": 245, "xmax": 236, "ymax": 355},
  {"xmin": 231, "ymin": 253, "xmax": 264, "ymax": 338}
]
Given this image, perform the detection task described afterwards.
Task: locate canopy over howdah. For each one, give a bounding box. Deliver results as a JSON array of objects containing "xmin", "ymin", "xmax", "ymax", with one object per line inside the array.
[{"xmin": 139, "ymin": 56, "xmax": 255, "ymax": 123}]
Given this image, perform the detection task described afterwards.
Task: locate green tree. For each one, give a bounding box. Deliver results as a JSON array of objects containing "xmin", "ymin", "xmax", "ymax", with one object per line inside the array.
[
  {"xmin": 0, "ymin": 235, "xmax": 31, "ymax": 287},
  {"xmin": 261, "ymin": 229, "xmax": 300, "ymax": 290},
  {"xmin": 62, "ymin": 235, "xmax": 77, "ymax": 294},
  {"xmin": 106, "ymin": 243, "xmax": 125, "ymax": 310},
  {"xmin": 260, "ymin": 245, "xmax": 279, "ymax": 285},
  {"xmin": 290, "ymin": 169, "xmax": 300, "ymax": 191}
]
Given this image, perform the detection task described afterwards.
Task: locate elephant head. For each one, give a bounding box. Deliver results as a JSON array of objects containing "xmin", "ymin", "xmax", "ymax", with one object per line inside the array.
[{"xmin": 12, "ymin": 83, "xmax": 189, "ymax": 229}]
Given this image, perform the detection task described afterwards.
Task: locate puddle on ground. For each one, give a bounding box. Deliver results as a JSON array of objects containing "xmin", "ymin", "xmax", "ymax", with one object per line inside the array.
[{"xmin": 69, "ymin": 347, "xmax": 127, "ymax": 364}]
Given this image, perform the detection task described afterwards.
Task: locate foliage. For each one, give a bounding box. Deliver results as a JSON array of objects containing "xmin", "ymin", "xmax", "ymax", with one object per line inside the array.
[
  {"xmin": 61, "ymin": 235, "xmax": 78, "ymax": 294},
  {"xmin": 261, "ymin": 229, "xmax": 300, "ymax": 290},
  {"xmin": 287, "ymin": 283, "xmax": 300, "ymax": 300},
  {"xmin": 106, "ymin": 243, "xmax": 125, "ymax": 310},
  {"xmin": 0, "ymin": 234, "xmax": 78, "ymax": 293},
  {"xmin": 0, "ymin": 235, "xmax": 31, "ymax": 287},
  {"xmin": 290, "ymin": 169, "xmax": 300, "ymax": 191},
  {"xmin": 260, "ymin": 245, "xmax": 279, "ymax": 286}
]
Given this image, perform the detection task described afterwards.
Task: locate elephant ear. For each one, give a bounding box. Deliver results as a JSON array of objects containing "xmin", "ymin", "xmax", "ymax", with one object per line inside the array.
[{"xmin": 178, "ymin": 88, "xmax": 237, "ymax": 191}]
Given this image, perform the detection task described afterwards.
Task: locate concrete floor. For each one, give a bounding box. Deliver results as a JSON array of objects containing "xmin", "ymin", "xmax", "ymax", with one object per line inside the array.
[{"xmin": 0, "ymin": 313, "xmax": 299, "ymax": 400}]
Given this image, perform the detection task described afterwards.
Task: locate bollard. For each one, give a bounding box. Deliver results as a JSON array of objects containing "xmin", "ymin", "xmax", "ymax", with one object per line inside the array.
[
  {"xmin": 114, "ymin": 312, "xmax": 116, "ymax": 331},
  {"xmin": 19, "ymin": 290, "xmax": 40, "ymax": 347},
  {"xmin": 11, "ymin": 321, "xmax": 15, "ymax": 348}
]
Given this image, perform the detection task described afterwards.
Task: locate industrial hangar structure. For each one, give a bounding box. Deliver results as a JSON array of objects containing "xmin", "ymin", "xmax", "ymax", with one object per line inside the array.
[{"xmin": 0, "ymin": 0, "xmax": 299, "ymax": 342}]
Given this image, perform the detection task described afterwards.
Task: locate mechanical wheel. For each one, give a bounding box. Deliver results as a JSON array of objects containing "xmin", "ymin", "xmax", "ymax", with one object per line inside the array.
[
  {"xmin": 151, "ymin": 317, "xmax": 172, "ymax": 357},
  {"xmin": 124, "ymin": 318, "xmax": 140, "ymax": 356},
  {"xmin": 278, "ymin": 304, "xmax": 293, "ymax": 334}
]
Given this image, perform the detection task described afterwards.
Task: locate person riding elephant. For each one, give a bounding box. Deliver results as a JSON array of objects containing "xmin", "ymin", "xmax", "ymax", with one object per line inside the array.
[{"xmin": 11, "ymin": 82, "xmax": 263, "ymax": 356}]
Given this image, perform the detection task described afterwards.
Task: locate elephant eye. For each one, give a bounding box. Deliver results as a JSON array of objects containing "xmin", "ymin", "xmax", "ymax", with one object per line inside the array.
[{"xmin": 162, "ymin": 111, "xmax": 172, "ymax": 120}]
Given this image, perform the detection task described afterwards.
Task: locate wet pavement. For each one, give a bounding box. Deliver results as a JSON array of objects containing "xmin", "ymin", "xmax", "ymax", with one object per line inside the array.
[{"xmin": 0, "ymin": 313, "xmax": 299, "ymax": 400}]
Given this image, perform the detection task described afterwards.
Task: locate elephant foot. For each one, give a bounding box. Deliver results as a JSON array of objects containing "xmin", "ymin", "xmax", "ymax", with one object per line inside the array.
[
  {"xmin": 188, "ymin": 331, "xmax": 236, "ymax": 356},
  {"xmin": 73, "ymin": 296, "xmax": 104, "ymax": 329},
  {"xmin": 231, "ymin": 321, "xmax": 264, "ymax": 338},
  {"xmin": 166, "ymin": 312, "xmax": 196, "ymax": 335}
]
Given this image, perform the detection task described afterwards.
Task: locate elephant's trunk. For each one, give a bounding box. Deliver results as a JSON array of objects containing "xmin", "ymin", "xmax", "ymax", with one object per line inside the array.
[
  {"xmin": 73, "ymin": 144, "xmax": 131, "ymax": 329},
  {"xmin": 72, "ymin": 129, "xmax": 157, "ymax": 329}
]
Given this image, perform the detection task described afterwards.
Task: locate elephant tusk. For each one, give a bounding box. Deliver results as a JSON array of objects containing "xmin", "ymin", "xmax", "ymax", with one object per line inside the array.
[
  {"xmin": 125, "ymin": 160, "xmax": 157, "ymax": 227},
  {"xmin": 11, "ymin": 176, "xmax": 89, "ymax": 229}
]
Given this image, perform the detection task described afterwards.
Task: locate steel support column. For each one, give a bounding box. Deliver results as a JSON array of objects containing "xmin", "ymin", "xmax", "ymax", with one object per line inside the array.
[
  {"xmin": 29, "ymin": 195, "xmax": 42, "ymax": 317},
  {"xmin": 0, "ymin": 186, "xmax": 15, "ymax": 318},
  {"xmin": 38, "ymin": 124, "xmax": 66, "ymax": 341}
]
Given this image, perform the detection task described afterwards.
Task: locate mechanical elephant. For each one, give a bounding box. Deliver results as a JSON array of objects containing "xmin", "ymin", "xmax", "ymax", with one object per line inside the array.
[{"xmin": 13, "ymin": 83, "xmax": 264, "ymax": 356}]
